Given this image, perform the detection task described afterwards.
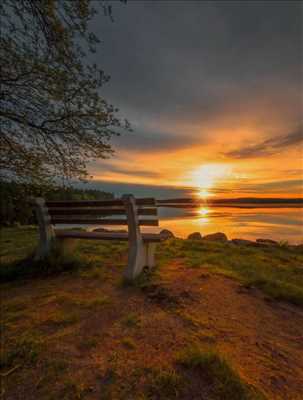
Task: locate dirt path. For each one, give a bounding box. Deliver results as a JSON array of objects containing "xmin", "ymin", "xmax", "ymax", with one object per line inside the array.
[
  {"xmin": 1, "ymin": 262, "xmax": 303, "ymax": 399},
  {"xmin": 160, "ymin": 262, "xmax": 303, "ymax": 400}
]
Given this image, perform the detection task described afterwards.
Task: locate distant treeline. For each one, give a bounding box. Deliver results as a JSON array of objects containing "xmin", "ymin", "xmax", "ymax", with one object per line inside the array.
[
  {"xmin": 209, "ymin": 197, "xmax": 303, "ymax": 204},
  {"xmin": 0, "ymin": 181, "xmax": 114, "ymax": 226}
]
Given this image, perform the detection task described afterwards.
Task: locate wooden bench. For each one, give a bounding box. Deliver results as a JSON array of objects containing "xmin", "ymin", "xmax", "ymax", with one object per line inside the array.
[{"xmin": 33, "ymin": 195, "xmax": 162, "ymax": 280}]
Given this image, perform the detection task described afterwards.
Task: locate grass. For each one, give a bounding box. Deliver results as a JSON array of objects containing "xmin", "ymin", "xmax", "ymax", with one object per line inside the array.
[
  {"xmin": 177, "ymin": 344, "xmax": 265, "ymax": 400},
  {"xmin": 57, "ymin": 293, "xmax": 111, "ymax": 309},
  {"xmin": 0, "ymin": 226, "xmax": 127, "ymax": 282},
  {"xmin": 45, "ymin": 309, "xmax": 80, "ymax": 326},
  {"xmin": 146, "ymin": 368, "xmax": 184, "ymax": 399},
  {"xmin": 1, "ymin": 226, "xmax": 302, "ymax": 304},
  {"xmin": 121, "ymin": 337, "xmax": 136, "ymax": 349},
  {"xmin": 0, "ymin": 332, "xmax": 42, "ymax": 369},
  {"xmin": 60, "ymin": 378, "xmax": 89, "ymax": 400},
  {"xmin": 159, "ymin": 238, "xmax": 303, "ymax": 306},
  {"xmin": 121, "ymin": 313, "xmax": 141, "ymax": 328}
]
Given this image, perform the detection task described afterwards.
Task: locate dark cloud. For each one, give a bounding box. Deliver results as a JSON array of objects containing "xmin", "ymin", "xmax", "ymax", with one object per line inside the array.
[
  {"xmin": 223, "ymin": 128, "xmax": 303, "ymax": 158},
  {"xmin": 92, "ymin": 0, "xmax": 302, "ymax": 139},
  {"xmin": 112, "ymin": 129, "xmax": 197, "ymax": 152}
]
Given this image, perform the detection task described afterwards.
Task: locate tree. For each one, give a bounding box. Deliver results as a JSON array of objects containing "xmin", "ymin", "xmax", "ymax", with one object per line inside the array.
[{"xmin": 0, "ymin": 0, "xmax": 129, "ymax": 185}]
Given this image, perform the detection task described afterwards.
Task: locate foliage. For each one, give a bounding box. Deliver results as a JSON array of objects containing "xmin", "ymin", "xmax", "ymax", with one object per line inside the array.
[
  {"xmin": 0, "ymin": 180, "xmax": 113, "ymax": 225},
  {"xmin": 0, "ymin": 0, "xmax": 129, "ymax": 184}
]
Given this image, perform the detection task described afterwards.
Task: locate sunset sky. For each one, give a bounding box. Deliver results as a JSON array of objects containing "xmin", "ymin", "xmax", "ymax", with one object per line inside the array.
[{"xmin": 87, "ymin": 0, "xmax": 302, "ymax": 199}]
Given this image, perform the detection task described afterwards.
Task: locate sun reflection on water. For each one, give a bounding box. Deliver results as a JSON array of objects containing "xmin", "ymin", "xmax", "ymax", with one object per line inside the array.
[{"xmin": 197, "ymin": 207, "xmax": 210, "ymax": 224}]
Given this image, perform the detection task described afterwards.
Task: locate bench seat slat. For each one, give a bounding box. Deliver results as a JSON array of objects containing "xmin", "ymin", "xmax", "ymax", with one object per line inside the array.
[
  {"xmin": 51, "ymin": 218, "xmax": 159, "ymax": 226},
  {"xmin": 49, "ymin": 207, "xmax": 157, "ymax": 216},
  {"xmin": 55, "ymin": 230, "xmax": 162, "ymax": 242},
  {"xmin": 46, "ymin": 198, "xmax": 156, "ymax": 208}
]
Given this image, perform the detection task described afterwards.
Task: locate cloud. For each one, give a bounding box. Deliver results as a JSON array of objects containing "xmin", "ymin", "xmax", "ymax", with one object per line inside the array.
[
  {"xmin": 85, "ymin": 1, "xmax": 303, "ymax": 195},
  {"xmin": 95, "ymin": 0, "xmax": 302, "ymax": 129},
  {"xmin": 234, "ymin": 179, "xmax": 303, "ymax": 194},
  {"xmin": 95, "ymin": 162, "xmax": 162, "ymax": 179},
  {"xmin": 112, "ymin": 129, "xmax": 196, "ymax": 152},
  {"xmin": 223, "ymin": 128, "xmax": 303, "ymax": 159}
]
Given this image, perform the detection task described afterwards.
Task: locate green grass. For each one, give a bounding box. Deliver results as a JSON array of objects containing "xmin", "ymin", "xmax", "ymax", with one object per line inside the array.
[
  {"xmin": 159, "ymin": 238, "xmax": 303, "ymax": 306},
  {"xmin": 177, "ymin": 344, "xmax": 265, "ymax": 400},
  {"xmin": 0, "ymin": 226, "xmax": 127, "ymax": 282}
]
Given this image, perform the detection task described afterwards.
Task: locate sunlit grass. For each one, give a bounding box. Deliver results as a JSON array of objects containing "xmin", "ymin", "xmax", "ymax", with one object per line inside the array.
[
  {"xmin": 177, "ymin": 344, "xmax": 265, "ymax": 399},
  {"xmin": 159, "ymin": 238, "xmax": 303, "ymax": 306}
]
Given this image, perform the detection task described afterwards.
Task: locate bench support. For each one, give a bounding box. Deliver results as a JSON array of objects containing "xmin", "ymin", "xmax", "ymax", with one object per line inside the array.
[
  {"xmin": 123, "ymin": 194, "xmax": 153, "ymax": 280},
  {"xmin": 34, "ymin": 198, "xmax": 55, "ymax": 260},
  {"xmin": 144, "ymin": 242, "xmax": 157, "ymax": 269}
]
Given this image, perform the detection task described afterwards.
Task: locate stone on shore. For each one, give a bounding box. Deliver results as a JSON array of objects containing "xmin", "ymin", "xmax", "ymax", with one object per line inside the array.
[
  {"xmin": 187, "ymin": 232, "xmax": 202, "ymax": 240},
  {"xmin": 256, "ymin": 238, "xmax": 278, "ymax": 246},
  {"xmin": 231, "ymin": 238, "xmax": 255, "ymax": 246},
  {"xmin": 93, "ymin": 228, "xmax": 127, "ymax": 233},
  {"xmin": 160, "ymin": 229, "xmax": 175, "ymax": 240},
  {"xmin": 203, "ymin": 232, "xmax": 228, "ymax": 242}
]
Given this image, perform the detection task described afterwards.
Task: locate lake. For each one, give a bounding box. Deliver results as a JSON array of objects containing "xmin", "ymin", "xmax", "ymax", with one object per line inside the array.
[{"xmin": 156, "ymin": 205, "xmax": 303, "ymax": 244}]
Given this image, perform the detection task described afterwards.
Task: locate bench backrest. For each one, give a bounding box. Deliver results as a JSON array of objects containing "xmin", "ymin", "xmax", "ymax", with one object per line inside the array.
[{"xmin": 38, "ymin": 196, "xmax": 159, "ymax": 227}]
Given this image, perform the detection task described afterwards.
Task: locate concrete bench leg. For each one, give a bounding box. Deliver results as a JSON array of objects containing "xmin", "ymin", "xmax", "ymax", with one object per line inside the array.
[
  {"xmin": 123, "ymin": 194, "xmax": 151, "ymax": 281},
  {"xmin": 34, "ymin": 198, "xmax": 55, "ymax": 261},
  {"xmin": 144, "ymin": 243, "xmax": 157, "ymax": 269},
  {"xmin": 124, "ymin": 240, "xmax": 146, "ymax": 281}
]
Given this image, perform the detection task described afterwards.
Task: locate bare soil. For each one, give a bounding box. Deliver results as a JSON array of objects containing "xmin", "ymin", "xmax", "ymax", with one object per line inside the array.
[{"xmin": 1, "ymin": 259, "xmax": 303, "ymax": 399}]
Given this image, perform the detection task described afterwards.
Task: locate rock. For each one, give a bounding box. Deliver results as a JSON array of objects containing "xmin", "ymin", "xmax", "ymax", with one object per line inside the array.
[
  {"xmin": 203, "ymin": 232, "xmax": 228, "ymax": 242},
  {"xmin": 93, "ymin": 228, "xmax": 108, "ymax": 232},
  {"xmin": 256, "ymin": 238, "xmax": 278, "ymax": 246},
  {"xmin": 160, "ymin": 229, "xmax": 175, "ymax": 240},
  {"xmin": 231, "ymin": 238, "xmax": 255, "ymax": 246},
  {"xmin": 93, "ymin": 228, "xmax": 127, "ymax": 233},
  {"xmin": 187, "ymin": 232, "xmax": 202, "ymax": 240}
]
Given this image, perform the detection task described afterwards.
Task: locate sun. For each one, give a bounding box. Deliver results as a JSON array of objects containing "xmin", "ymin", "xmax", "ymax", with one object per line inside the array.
[
  {"xmin": 191, "ymin": 163, "xmax": 232, "ymax": 198},
  {"xmin": 198, "ymin": 207, "xmax": 209, "ymax": 216}
]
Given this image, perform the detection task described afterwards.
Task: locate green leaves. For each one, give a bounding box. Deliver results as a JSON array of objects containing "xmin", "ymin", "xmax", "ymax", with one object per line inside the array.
[{"xmin": 0, "ymin": 0, "xmax": 130, "ymax": 184}]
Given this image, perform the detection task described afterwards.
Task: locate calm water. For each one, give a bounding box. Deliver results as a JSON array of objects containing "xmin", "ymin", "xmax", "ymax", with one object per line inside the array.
[{"xmin": 157, "ymin": 206, "xmax": 303, "ymax": 244}]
